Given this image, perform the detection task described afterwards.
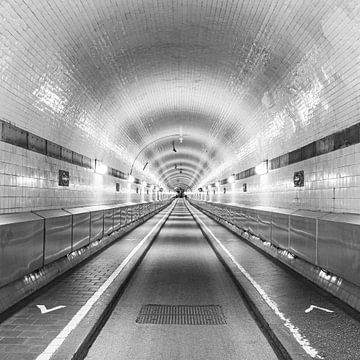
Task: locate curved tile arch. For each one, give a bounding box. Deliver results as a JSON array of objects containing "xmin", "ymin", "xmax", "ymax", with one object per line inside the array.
[
  {"xmin": 134, "ymin": 136, "xmax": 222, "ymax": 187},
  {"xmin": 163, "ymin": 172, "xmax": 198, "ymax": 187},
  {"xmin": 158, "ymin": 167, "xmax": 206, "ymax": 188},
  {"xmin": 166, "ymin": 173, "xmax": 195, "ymax": 183},
  {"xmin": 1, "ymin": 0, "xmax": 359, "ymax": 192},
  {"xmin": 153, "ymin": 154, "xmax": 210, "ymax": 174},
  {"xmin": 152, "ymin": 156, "xmax": 211, "ymax": 187},
  {"xmin": 170, "ymin": 181, "xmax": 195, "ymax": 191},
  {"xmin": 132, "ymin": 130, "xmax": 230, "ymax": 179},
  {"xmin": 158, "ymin": 165, "xmax": 205, "ymax": 181}
]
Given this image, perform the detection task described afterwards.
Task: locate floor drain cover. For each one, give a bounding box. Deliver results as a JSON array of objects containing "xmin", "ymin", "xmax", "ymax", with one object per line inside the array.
[{"xmin": 136, "ymin": 304, "xmax": 226, "ymax": 325}]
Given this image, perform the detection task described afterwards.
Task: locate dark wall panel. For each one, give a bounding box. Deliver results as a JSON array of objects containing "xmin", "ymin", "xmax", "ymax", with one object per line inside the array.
[
  {"xmin": 1, "ymin": 122, "xmax": 28, "ymax": 148},
  {"xmin": 47, "ymin": 141, "xmax": 61, "ymax": 159},
  {"xmin": 61, "ymin": 147, "xmax": 73, "ymax": 163},
  {"xmin": 28, "ymin": 133, "xmax": 46, "ymax": 154}
]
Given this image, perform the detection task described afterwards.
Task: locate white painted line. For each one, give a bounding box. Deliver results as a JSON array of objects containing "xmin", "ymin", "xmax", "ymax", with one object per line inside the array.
[
  {"xmin": 36, "ymin": 202, "xmax": 174, "ymax": 360},
  {"xmin": 37, "ymin": 305, "xmax": 66, "ymax": 314},
  {"xmin": 191, "ymin": 206, "xmax": 323, "ymax": 360},
  {"xmin": 305, "ymin": 305, "xmax": 334, "ymax": 314}
]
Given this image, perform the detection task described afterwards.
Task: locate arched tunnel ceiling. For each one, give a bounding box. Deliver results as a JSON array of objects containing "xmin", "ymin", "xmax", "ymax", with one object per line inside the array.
[{"xmin": 1, "ymin": 1, "xmax": 359, "ymax": 190}]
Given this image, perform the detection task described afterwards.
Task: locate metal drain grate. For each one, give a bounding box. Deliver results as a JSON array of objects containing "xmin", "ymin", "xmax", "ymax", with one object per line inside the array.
[{"xmin": 136, "ymin": 304, "xmax": 226, "ymax": 325}]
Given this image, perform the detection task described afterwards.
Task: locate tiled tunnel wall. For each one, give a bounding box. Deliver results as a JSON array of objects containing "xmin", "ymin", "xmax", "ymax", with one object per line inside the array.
[
  {"xmin": 0, "ymin": 140, "xmax": 168, "ymax": 214},
  {"xmin": 195, "ymin": 142, "xmax": 360, "ymax": 214},
  {"xmin": 1, "ymin": 1, "xmax": 360, "ymax": 214}
]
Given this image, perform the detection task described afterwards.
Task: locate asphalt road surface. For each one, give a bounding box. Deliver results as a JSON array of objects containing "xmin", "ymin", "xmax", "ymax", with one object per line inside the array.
[{"xmin": 85, "ymin": 199, "xmax": 279, "ymax": 360}]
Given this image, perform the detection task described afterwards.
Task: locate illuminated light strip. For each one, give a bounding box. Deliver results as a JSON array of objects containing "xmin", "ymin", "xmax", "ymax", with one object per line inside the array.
[
  {"xmin": 190, "ymin": 206, "xmax": 323, "ymax": 360},
  {"xmin": 36, "ymin": 201, "xmax": 175, "ymax": 360}
]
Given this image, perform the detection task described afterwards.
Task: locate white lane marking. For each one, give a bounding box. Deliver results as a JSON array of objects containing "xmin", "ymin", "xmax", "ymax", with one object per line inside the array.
[
  {"xmin": 37, "ymin": 305, "xmax": 66, "ymax": 314},
  {"xmin": 305, "ymin": 305, "xmax": 334, "ymax": 314},
  {"xmin": 191, "ymin": 207, "xmax": 323, "ymax": 360},
  {"xmin": 36, "ymin": 202, "xmax": 175, "ymax": 360}
]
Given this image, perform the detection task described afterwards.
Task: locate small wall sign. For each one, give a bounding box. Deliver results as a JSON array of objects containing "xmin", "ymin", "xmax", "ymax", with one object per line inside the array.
[
  {"xmin": 58, "ymin": 170, "xmax": 69, "ymax": 186},
  {"xmin": 294, "ymin": 170, "xmax": 304, "ymax": 187},
  {"xmin": 243, "ymin": 183, "xmax": 247, "ymax": 192},
  {"xmin": 116, "ymin": 183, "xmax": 120, "ymax": 192}
]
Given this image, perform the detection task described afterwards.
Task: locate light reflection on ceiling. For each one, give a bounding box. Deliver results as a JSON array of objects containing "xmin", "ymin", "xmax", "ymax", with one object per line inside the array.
[{"xmin": 0, "ymin": 0, "xmax": 359, "ymax": 190}]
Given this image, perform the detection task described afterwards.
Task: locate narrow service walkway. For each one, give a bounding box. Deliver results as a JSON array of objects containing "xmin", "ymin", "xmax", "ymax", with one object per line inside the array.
[
  {"xmin": 188, "ymin": 201, "xmax": 360, "ymax": 360},
  {"xmin": 85, "ymin": 200, "xmax": 278, "ymax": 360},
  {"xmin": 0, "ymin": 206, "xmax": 172, "ymax": 360}
]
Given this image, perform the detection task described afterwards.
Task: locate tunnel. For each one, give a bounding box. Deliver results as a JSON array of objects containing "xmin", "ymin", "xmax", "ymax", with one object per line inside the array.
[{"xmin": 0, "ymin": 1, "xmax": 360, "ymax": 359}]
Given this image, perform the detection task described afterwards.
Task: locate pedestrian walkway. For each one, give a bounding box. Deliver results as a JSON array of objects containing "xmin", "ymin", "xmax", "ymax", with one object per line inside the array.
[
  {"xmin": 0, "ymin": 204, "xmax": 173, "ymax": 360},
  {"xmin": 188, "ymin": 201, "xmax": 360, "ymax": 360}
]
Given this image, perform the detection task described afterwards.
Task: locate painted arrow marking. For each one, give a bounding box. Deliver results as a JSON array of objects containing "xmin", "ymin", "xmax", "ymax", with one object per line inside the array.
[
  {"xmin": 305, "ymin": 305, "xmax": 334, "ymax": 314},
  {"xmin": 37, "ymin": 305, "xmax": 66, "ymax": 314}
]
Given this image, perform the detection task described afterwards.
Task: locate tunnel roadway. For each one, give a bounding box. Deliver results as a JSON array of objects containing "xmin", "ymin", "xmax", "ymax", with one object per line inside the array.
[
  {"xmin": 84, "ymin": 199, "xmax": 278, "ymax": 360},
  {"xmin": 0, "ymin": 199, "xmax": 359, "ymax": 360}
]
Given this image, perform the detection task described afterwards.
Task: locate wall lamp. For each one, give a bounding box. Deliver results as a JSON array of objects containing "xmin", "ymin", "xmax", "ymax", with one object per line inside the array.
[
  {"xmin": 172, "ymin": 140, "xmax": 177, "ymax": 152},
  {"xmin": 228, "ymin": 174, "xmax": 235, "ymax": 184},
  {"xmin": 128, "ymin": 174, "xmax": 135, "ymax": 183},
  {"xmin": 215, "ymin": 181, "xmax": 220, "ymax": 187},
  {"xmin": 94, "ymin": 159, "xmax": 108, "ymax": 175},
  {"xmin": 255, "ymin": 160, "xmax": 268, "ymax": 175}
]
